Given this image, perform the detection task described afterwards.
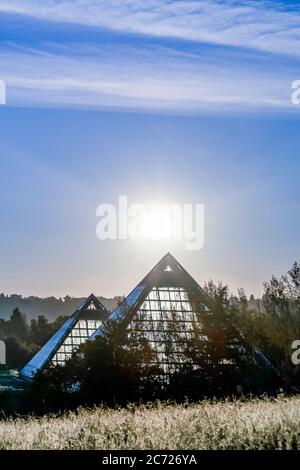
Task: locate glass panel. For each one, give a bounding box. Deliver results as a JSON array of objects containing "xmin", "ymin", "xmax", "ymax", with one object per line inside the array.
[
  {"xmin": 127, "ymin": 286, "xmax": 202, "ymax": 380},
  {"xmin": 50, "ymin": 318, "xmax": 103, "ymax": 366},
  {"xmin": 139, "ymin": 301, "xmax": 146, "ymax": 309},
  {"xmin": 149, "ymin": 289, "xmax": 158, "ymax": 300},
  {"xmin": 149, "ymin": 300, "xmax": 160, "ymax": 310}
]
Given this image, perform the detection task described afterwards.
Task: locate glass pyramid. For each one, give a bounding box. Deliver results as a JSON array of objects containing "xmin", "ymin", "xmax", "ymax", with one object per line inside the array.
[{"xmin": 21, "ymin": 294, "xmax": 109, "ymax": 379}]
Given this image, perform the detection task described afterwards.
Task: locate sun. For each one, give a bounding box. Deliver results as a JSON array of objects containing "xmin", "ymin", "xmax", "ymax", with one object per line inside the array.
[{"xmin": 141, "ymin": 209, "xmax": 173, "ymax": 240}]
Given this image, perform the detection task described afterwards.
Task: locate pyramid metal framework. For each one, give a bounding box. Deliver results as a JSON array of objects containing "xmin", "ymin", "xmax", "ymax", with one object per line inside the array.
[
  {"xmin": 21, "ymin": 294, "xmax": 110, "ymax": 380},
  {"xmin": 91, "ymin": 253, "xmax": 276, "ymax": 379}
]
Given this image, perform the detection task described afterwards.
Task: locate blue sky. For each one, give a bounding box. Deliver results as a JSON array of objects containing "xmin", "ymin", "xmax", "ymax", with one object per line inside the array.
[{"xmin": 0, "ymin": 0, "xmax": 299, "ymax": 298}]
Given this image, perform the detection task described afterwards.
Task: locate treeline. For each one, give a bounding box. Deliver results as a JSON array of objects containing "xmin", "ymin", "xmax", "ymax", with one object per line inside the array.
[
  {"xmin": 1, "ymin": 263, "xmax": 300, "ymax": 381},
  {"xmin": 30, "ymin": 303, "xmax": 281, "ymax": 413},
  {"xmin": 234, "ymin": 261, "xmax": 300, "ymax": 389},
  {"xmin": 0, "ymin": 294, "xmax": 117, "ymax": 321},
  {"xmin": 0, "ymin": 310, "xmax": 67, "ymax": 367}
]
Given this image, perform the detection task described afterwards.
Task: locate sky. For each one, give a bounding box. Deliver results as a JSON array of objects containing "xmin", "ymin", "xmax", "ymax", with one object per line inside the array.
[{"xmin": 0, "ymin": 0, "xmax": 299, "ymax": 299}]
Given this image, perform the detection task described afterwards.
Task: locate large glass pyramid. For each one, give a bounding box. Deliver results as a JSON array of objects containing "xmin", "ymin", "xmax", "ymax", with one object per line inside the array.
[
  {"xmin": 21, "ymin": 253, "xmax": 278, "ymax": 387},
  {"xmin": 21, "ymin": 294, "xmax": 109, "ymax": 380},
  {"xmin": 92, "ymin": 253, "xmax": 277, "ymax": 381}
]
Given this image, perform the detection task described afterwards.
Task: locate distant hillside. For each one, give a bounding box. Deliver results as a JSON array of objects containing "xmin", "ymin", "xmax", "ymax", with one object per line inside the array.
[
  {"xmin": 0, "ymin": 294, "xmax": 119, "ymax": 321},
  {"xmin": 0, "ymin": 292, "xmax": 263, "ymax": 322}
]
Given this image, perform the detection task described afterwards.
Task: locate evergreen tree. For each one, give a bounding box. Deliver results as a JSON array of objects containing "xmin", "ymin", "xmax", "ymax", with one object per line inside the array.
[{"xmin": 10, "ymin": 308, "xmax": 27, "ymax": 340}]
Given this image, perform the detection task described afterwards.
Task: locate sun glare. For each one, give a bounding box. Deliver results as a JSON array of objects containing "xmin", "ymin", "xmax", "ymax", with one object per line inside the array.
[{"xmin": 141, "ymin": 209, "xmax": 173, "ymax": 240}]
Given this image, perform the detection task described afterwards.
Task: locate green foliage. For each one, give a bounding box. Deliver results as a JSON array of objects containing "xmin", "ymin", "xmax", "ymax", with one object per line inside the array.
[
  {"xmin": 30, "ymin": 315, "xmax": 52, "ymax": 346},
  {"xmin": 0, "ymin": 311, "xmax": 67, "ymax": 368},
  {"xmin": 32, "ymin": 320, "xmax": 161, "ymax": 410},
  {"xmin": 30, "ymin": 287, "xmax": 282, "ymax": 410},
  {"xmin": 4, "ymin": 337, "xmax": 36, "ymax": 368},
  {"xmin": 168, "ymin": 281, "xmax": 279, "ymax": 399},
  {"xmin": 9, "ymin": 308, "xmax": 28, "ymax": 340},
  {"xmin": 235, "ymin": 263, "xmax": 300, "ymax": 388}
]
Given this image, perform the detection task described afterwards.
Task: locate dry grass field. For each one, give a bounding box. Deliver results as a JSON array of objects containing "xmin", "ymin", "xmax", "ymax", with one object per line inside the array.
[{"xmin": 0, "ymin": 396, "xmax": 299, "ymax": 450}]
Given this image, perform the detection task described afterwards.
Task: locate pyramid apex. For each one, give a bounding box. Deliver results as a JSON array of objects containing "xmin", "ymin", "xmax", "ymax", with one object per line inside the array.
[
  {"xmin": 87, "ymin": 293, "xmax": 98, "ymax": 300},
  {"xmin": 159, "ymin": 252, "xmax": 180, "ymax": 266},
  {"xmin": 162, "ymin": 251, "xmax": 176, "ymax": 260}
]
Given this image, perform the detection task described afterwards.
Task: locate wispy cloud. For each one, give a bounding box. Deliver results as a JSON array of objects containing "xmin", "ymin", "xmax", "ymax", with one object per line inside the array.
[
  {"xmin": 0, "ymin": 42, "xmax": 296, "ymax": 111},
  {"xmin": 0, "ymin": 0, "xmax": 300, "ymax": 57},
  {"xmin": 0, "ymin": 1, "xmax": 299, "ymax": 112}
]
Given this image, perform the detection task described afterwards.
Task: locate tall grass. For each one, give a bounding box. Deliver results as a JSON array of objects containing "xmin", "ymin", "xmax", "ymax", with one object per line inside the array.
[{"xmin": 0, "ymin": 396, "xmax": 299, "ymax": 450}]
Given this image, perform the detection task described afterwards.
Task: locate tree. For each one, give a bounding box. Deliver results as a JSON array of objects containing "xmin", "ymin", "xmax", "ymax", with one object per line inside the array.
[
  {"xmin": 169, "ymin": 281, "xmax": 280, "ymax": 399},
  {"xmin": 34, "ymin": 319, "xmax": 160, "ymax": 409},
  {"xmin": 30, "ymin": 315, "xmax": 52, "ymax": 346},
  {"xmin": 262, "ymin": 262, "xmax": 300, "ymax": 387},
  {"xmin": 264, "ymin": 262, "xmax": 300, "ymax": 325},
  {"xmin": 5, "ymin": 337, "xmax": 36, "ymax": 367},
  {"xmin": 9, "ymin": 308, "xmax": 27, "ymax": 340}
]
